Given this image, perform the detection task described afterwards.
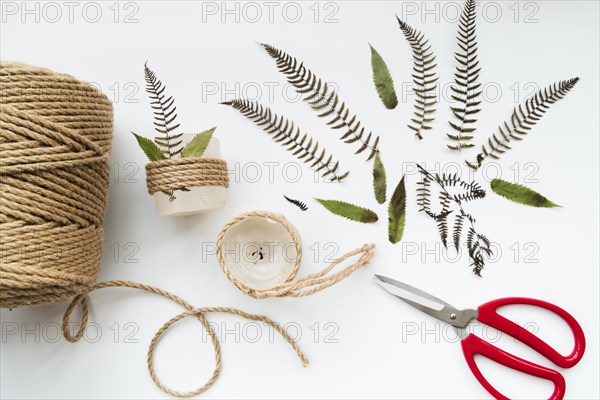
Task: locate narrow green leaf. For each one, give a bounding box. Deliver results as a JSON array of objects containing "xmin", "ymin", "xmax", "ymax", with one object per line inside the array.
[
  {"xmin": 132, "ymin": 132, "xmax": 165, "ymax": 162},
  {"xmin": 315, "ymin": 199, "xmax": 378, "ymax": 223},
  {"xmin": 181, "ymin": 127, "xmax": 216, "ymax": 158},
  {"xmin": 373, "ymin": 152, "xmax": 387, "ymax": 204},
  {"xmin": 370, "ymin": 44, "xmax": 398, "ymax": 110},
  {"xmin": 491, "ymin": 179, "xmax": 561, "ymax": 208},
  {"xmin": 388, "ymin": 175, "xmax": 407, "ymax": 244}
]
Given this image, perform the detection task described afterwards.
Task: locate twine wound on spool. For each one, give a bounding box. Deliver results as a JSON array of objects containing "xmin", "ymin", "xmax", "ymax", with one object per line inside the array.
[
  {"xmin": 216, "ymin": 211, "xmax": 375, "ymax": 298},
  {"xmin": 145, "ymin": 157, "xmax": 229, "ymax": 195},
  {"xmin": 62, "ymin": 280, "xmax": 308, "ymax": 398},
  {"xmin": 0, "ymin": 62, "xmax": 113, "ymax": 308}
]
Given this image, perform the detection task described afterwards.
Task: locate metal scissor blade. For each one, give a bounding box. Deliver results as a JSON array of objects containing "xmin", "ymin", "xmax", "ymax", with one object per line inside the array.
[{"xmin": 374, "ymin": 275, "xmax": 477, "ymax": 328}]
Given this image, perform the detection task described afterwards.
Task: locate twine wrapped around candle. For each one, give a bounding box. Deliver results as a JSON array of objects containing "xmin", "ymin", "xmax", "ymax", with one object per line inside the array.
[
  {"xmin": 216, "ymin": 211, "xmax": 375, "ymax": 298},
  {"xmin": 145, "ymin": 157, "xmax": 229, "ymax": 195}
]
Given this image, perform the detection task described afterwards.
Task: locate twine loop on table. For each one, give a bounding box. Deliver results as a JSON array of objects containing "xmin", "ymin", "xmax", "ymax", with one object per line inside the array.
[
  {"xmin": 0, "ymin": 62, "xmax": 113, "ymax": 308},
  {"xmin": 145, "ymin": 157, "xmax": 229, "ymax": 195},
  {"xmin": 62, "ymin": 280, "xmax": 308, "ymax": 398},
  {"xmin": 216, "ymin": 211, "xmax": 375, "ymax": 299}
]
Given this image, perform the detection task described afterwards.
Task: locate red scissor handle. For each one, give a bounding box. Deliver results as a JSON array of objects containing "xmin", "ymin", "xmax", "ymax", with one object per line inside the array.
[
  {"xmin": 460, "ymin": 297, "xmax": 586, "ymax": 400},
  {"xmin": 476, "ymin": 297, "xmax": 585, "ymax": 368},
  {"xmin": 461, "ymin": 334, "xmax": 566, "ymax": 400}
]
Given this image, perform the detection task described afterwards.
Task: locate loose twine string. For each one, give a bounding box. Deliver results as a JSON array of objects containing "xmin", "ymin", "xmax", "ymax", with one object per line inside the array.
[
  {"xmin": 145, "ymin": 157, "xmax": 229, "ymax": 195},
  {"xmin": 216, "ymin": 211, "xmax": 376, "ymax": 298},
  {"xmin": 62, "ymin": 280, "xmax": 309, "ymax": 398},
  {"xmin": 0, "ymin": 62, "xmax": 113, "ymax": 308}
]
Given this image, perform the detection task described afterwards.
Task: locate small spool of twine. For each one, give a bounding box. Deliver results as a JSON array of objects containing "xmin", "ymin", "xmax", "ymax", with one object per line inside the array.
[
  {"xmin": 0, "ymin": 62, "xmax": 113, "ymax": 308},
  {"xmin": 145, "ymin": 157, "xmax": 229, "ymax": 195}
]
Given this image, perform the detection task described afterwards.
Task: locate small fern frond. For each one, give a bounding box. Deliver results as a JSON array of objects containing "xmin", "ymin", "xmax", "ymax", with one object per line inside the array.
[
  {"xmin": 222, "ymin": 99, "xmax": 349, "ymax": 182},
  {"xmin": 448, "ymin": 0, "xmax": 481, "ymax": 151},
  {"xmin": 144, "ymin": 62, "xmax": 183, "ymax": 158},
  {"xmin": 397, "ymin": 17, "xmax": 439, "ymax": 140},
  {"xmin": 466, "ymin": 78, "xmax": 579, "ymax": 171},
  {"xmin": 416, "ymin": 164, "xmax": 491, "ymax": 275},
  {"xmin": 261, "ymin": 43, "xmax": 380, "ymax": 161},
  {"xmin": 284, "ymin": 195, "xmax": 308, "ymax": 211},
  {"xmin": 452, "ymin": 213, "xmax": 465, "ymax": 251},
  {"xmin": 467, "ymin": 227, "xmax": 492, "ymax": 277}
]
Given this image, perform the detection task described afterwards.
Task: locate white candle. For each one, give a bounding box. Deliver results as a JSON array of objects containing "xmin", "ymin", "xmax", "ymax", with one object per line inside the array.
[{"xmin": 153, "ymin": 135, "xmax": 227, "ymax": 217}]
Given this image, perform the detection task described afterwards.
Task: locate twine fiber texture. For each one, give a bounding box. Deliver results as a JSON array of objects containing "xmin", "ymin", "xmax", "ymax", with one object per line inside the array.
[
  {"xmin": 145, "ymin": 157, "xmax": 229, "ymax": 195},
  {"xmin": 216, "ymin": 211, "xmax": 376, "ymax": 298},
  {"xmin": 0, "ymin": 62, "xmax": 113, "ymax": 308},
  {"xmin": 63, "ymin": 280, "xmax": 308, "ymax": 397}
]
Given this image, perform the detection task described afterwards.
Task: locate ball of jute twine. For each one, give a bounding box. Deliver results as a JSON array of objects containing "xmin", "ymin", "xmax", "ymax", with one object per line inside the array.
[
  {"xmin": 0, "ymin": 62, "xmax": 113, "ymax": 308},
  {"xmin": 62, "ymin": 280, "xmax": 308, "ymax": 398},
  {"xmin": 145, "ymin": 157, "xmax": 229, "ymax": 195},
  {"xmin": 216, "ymin": 211, "xmax": 376, "ymax": 298}
]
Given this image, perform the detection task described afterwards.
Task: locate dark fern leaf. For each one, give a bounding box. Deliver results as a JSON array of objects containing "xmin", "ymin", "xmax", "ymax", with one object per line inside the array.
[
  {"xmin": 261, "ymin": 43, "xmax": 380, "ymax": 161},
  {"xmin": 222, "ymin": 99, "xmax": 349, "ymax": 182},
  {"xmin": 397, "ymin": 17, "xmax": 439, "ymax": 140},
  {"xmin": 448, "ymin": 0, "xmax": 481, "ymax": 151},
  {"xmin": 452, "ymin": 213, "xmax": 465, "ymax": 251},
  {"xmin": 144, "ymin": 62, "xmax": 183, "ymax": 158},
  {"xmin": 284, "ymin": 195, "xmax": 308, "ymax": 211},
  {"xmin": 467, "ymin": 227, "xmax": 492, "ymax": 277},
  {"xmin": 416, "ymin": 164, "xmax": 491, "ymax": 276},
  {"xmin": 436, "ymin": 212, "xmax": 450, "ymax": 248},
  {"xmin": 466, "ymin": 78, "xmax": 579, "ymax": 171}
]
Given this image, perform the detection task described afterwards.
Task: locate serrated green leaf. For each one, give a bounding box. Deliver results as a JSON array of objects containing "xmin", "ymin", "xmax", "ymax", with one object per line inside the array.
[
  {"xmin": 315, "ymin": 199, "xmax": 378, "ymax": 223},
  {"xmin": 132, "ymin": 132, "xmax": 165, "ymax": 162},
  {"xmin": 373, "ymin": 152, "xmax": 387, "ymax": 204},
  {"xmin": 370, "ymin": 43, "xmax": 398, "ymax": 110},
  {"xmin": 181, "ymin": 127, "xmax": 216, "ymax": 158},
  {"xmin": 491, "ymin": 179, "xmax": 561, "ymax": 208},
  {"xmin": 388, "ymin": 175, "xmax": 406, "ymax": 244}
]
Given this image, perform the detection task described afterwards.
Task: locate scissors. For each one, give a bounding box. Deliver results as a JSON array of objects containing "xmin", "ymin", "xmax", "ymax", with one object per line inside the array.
[{"xmin": 374, "ymin": 275, "xmax": 586, "ymax": 400}]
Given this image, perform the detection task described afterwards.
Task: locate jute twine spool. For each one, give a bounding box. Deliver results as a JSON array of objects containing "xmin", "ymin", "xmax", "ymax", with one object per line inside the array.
[
  {"xmin": 0, "ymin": 62, "xmax": 113, "ymax": 308},
  {"xmin": 216, "ymin": 211, "xmax": 375, "ymax": 298},
  {"xmin": 145, "ymin": 157, "xmax": 229, "ymax": 195}
]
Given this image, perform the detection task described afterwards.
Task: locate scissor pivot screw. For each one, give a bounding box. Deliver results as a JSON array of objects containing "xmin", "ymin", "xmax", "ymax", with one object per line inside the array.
[{"xmin": 450, "ymin": 314, "xmax": 457, "ymax": 320}]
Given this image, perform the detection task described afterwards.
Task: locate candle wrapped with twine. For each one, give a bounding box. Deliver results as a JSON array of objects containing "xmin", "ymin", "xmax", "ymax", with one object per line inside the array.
[{"xmin": 216, "ymin": 211, "xmax": 376, "ymax": 298}]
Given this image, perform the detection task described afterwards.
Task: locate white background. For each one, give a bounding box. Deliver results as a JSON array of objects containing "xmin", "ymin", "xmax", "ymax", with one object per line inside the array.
[{"xmin": 1, "ymin": 1, "xmax": 599, "ymax": 399}]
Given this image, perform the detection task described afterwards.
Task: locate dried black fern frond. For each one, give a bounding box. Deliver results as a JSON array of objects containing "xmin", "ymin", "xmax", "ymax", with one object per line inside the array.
[
  {"xmin": 466, "ymin": 78, "xmax": 579, "ymax": 171},
  {"xmin": 452, "ymin": 213, "xmax": 465, "ymax": 251},
  {"xmin": 397, "ymin": 17, "xmax": 439, "ymax": 140},
  {"xmin": 223, "ymin": 99, "xmax": 349, "ymax": 182},
  {"xmin": 467, "ymin": 227, "xmax": 492, "ymax": 276},
  {"xmin": 284, "ymin": 195, "xmax": 308, "ymax": 211},
  {"xmin": 144, "ymin": 62, "xmax": 183, "ymax": 158},
  {"xmin": 447, "ymin": 0, "xmax": 481, "ymax": 151},
  {"xmin": 417, "ymin": 164, "xmax": 491, "ymax": 276},
  {"xmin": 261, "ymin": 43, "xmax": 380, "ymax": 161}
]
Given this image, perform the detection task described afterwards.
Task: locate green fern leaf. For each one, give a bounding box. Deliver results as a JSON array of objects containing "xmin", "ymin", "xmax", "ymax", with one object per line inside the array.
[
  {"xmin": 388, "ymin": 175, "xmax": 407, "ymax": 244},
  {"xmin": 315, "ymin": 199, "xmax": 378, "ymax": 223},
  {"xmin": 373, "ymin": 152, "xmax": 387, "ymax": 204},
  {"xmin": 181, "ymin": 127, "xmax": 216, "ymax": 158},
  {"xmin": 132, "ymin": 132, "xmax": 165, "ymax": 162},
  {"xmin": 370, "ymin": 44, "xmax": 398, "ymax": 110},
  {"xmin": 491, "ymin": 179, "xmax": 560, "ymax": 208}
]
